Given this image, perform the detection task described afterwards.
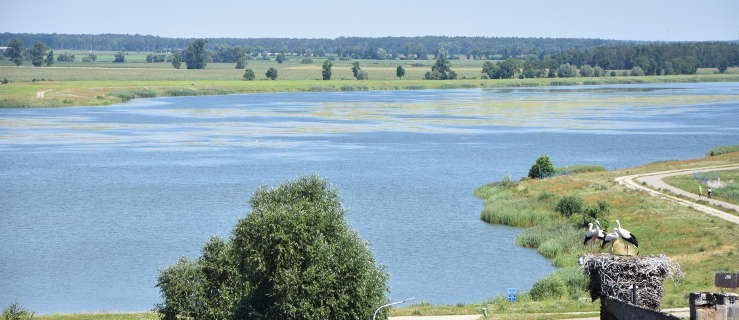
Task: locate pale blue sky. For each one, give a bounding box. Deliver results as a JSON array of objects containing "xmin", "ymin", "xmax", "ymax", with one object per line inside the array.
[{"xmin": 2, "ymin": 0, "xmax": 738, "ymax": 40}]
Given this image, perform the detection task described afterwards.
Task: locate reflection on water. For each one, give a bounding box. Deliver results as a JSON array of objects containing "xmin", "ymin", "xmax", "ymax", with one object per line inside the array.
[{"xmin": 1, "ymin": 82, "xmax": 738, "ymax": 313}]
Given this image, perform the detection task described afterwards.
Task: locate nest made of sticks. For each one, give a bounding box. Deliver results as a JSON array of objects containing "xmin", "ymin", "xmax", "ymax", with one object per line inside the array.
[{"xmin": 579, "ymin": 254, "xmax": 684, "ymax": 310}]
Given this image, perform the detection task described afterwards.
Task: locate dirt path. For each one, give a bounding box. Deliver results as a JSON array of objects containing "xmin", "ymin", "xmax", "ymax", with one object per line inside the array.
[{"xmin": 615, "ymin": 164, "xmax": 739, "ymax": 224}]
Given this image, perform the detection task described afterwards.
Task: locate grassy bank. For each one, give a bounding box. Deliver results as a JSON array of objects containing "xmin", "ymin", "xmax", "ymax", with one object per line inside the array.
[
  {"xmin": 475, "ymin": 152, "xmax": 739, "ymax": 311},
  {"xmin": 2, "ymin": 73, "xmax": 739, "ymax": 108}
]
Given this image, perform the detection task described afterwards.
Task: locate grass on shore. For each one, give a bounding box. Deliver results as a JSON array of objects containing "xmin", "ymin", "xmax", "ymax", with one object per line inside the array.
[
  {"xmin": 474, "ymin": 152, "xmax": 739, "ymax": 312},
  {"xmin": 663, "ymin": 169, "xmax": 739, "ymax": 205},
  {"xmin": 2, "ymin": 72, "xmax": 739, "ymax": 108}
]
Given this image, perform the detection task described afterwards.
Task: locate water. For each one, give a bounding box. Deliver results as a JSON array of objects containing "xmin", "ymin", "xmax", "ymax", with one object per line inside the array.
[{"xmin": 1, "ymin": 82, "xmax": 738, "ymax": 313}]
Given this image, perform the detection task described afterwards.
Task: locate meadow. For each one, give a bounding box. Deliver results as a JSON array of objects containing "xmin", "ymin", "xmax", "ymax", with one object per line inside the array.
[{"xmin": 2, "ymin": 50, "xmax": 739, "ymax": 108}]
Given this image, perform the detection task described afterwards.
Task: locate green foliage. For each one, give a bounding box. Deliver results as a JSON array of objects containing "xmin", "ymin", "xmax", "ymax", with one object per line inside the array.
[
  {"xmin": 707, "ymin": 145, "xmax": 739, "ymax": 156},
  {"xmin": 351, "ymin": 61, "xmax": 362, "ymax": 79},
  {"xmin": 528, "ymin": 155, "xmax": 555, "ymax": 179},
  {"xmin": 242, "ymin": 69, "xmax": 255, "ymax": 80},
  {"xmin": 171, "ymin": 51, "xmax": 182, "ymax": 69},
  {"xmin": 556, "ymin": 63, "xmax": 577, "ymax": 77},
  {"xmin": 300, "ymin": 58, "xmax": 313, "ymax": 64},
  {"xmin": 529, "ymin": 276, "xmax": 566, "ymax": 300},
  {"xmin": 275, "ymin": 53, "xmax": 285, "ymax": 64},
  {"xmin": 579, "ymin": 65, "xmax": 594, "ymax": 77},
  {"xmin": 630, "ymin": 66, "xmax": 645, "ymax": 76},
  {"xmin": 157, "ymin": 176, "xmax": 389, "ymax": 320},
  {"xmin": 30, "ymin": 42, "xmax": 48, "ymax": 67},
  {"xmin": 109, "ymin": 89, "xmax": 156, "ymax": 102},
  {"xmin": 2, "ymin": 303, "xmax": 34, "ymax": 320},
  {"xmin": 6, "ymin": 39, "xmax": 24, "ymax": 66},
  {"xmin": 184, "ymin": 39, "xmax": 208, "ymax": 69},
  {"xmin": 321, "ymin": 60, "xmax": 332, "ymax": 80},
  {"xmin": 56, "ymin": 53, "xmax": 75, "ymax": 62},
  {"xmin": 113, "ymin": 52, "xmax": 125, "ymax": 63},
  {"xmin": 265, "ymin": 67, "xmax": 278, "ymax": 80},
  {"xmin": 424, "ymin": 55, "xmax": 457, "ymax": 80},
  {"xmin": 396, "ymin": 65, "xmax": 405, "ymax": 79},
  {"xmin": 555, "ymin": 195, "xmax": 584, "ymax": 217}
]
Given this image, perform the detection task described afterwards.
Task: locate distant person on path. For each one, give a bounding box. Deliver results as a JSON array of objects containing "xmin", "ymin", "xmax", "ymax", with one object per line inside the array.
[{"xmin": 707, "ymin": 187, "xmax": 713, "ymax": 199}]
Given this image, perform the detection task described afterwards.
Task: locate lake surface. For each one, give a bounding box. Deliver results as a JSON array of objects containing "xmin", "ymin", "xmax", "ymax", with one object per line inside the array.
[{"xmin": 1, "ymin": 82, "xmax": 738, "ymax": 313}]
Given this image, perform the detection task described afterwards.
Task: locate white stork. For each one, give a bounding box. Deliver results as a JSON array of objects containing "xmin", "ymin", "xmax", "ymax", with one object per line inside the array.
[
  {"xmin": 601, "ymin": 229, "xmax": 619, "ymax": 253},
  {"xmin": 614, "ymin": 219, "xmax": 639, "ymax": 255},
  {"xmin": 583, "ymin": 223, "xmax": 595, "ymax": 245},
  {"xmin": 594, "ymin": 220, "xmax": 606, "ymax": 242}
]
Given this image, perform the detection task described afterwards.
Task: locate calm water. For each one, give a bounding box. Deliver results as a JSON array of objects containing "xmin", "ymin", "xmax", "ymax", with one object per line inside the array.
[{"xmin": 1, "ymin": 82, "xmax": 738, "ymax": 313}]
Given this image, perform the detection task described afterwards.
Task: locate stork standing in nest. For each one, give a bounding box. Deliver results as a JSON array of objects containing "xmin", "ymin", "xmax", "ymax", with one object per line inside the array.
[
  {"xmin": 614, "ymin": 219, "xmax": 639, "ymax": 256},
  {"xmin": 584, "ymin": 221, "xmax": 606, "ymax": 252}
]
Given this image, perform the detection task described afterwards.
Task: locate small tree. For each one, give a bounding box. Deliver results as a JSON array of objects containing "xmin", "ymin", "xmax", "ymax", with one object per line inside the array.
[
  {"xmin": 30, "ymin": 42, "xmax": 48, "ymax": 67},
  {"xmin": 528, "ymin": 155, "xmax": 555, "ymax": 179},
  {"xmin": 6, "ymin": 39, "xmax": 25, "ymax": 66},
  {"xmin": 45, "ymin": 50, "xmax": 54, "ymax": 66},
  {"xmin": 351, "ymin": 61, "xmax": 361, "ymax": 79},
  {"xmin": 424, "ymin": 55, "xmax": 456, "ymax": 80},
  {"xmin": 275, "ymin": 53, "xmax": 285, "ymax": 64},
  {"xmin": 557, "ymin": 63, "xmax": 577, "ymax": 77},
  {"xmin": 718, "ymin": 61, "xmax": 728, "ymax": 74},
  {"xmin": 555, "ymin": 195, "xmax": 584, "ymax": 217},
  {"xmin": 2, "ymin": 303, "xmax": 35, "ymax": 320},
  {"xmin": 322, "ymin": 60, "xmax": 332, "ymax": 80},
  {"xmin": 593, "ymin": 66, "xmax": 605, "ymax": 77},
  {"xmin": 579, "ymin": 65, "xmax": 594, "ymax": 77},
  {"xmin": 630, "ymin": 66, "xmax": 645, "ymax": 76},
  {"xmin": 396, "ymin": 65, "xmax": 405, "ymax": 79},
  {"xmin": 265, "ymin": 67, "xmax": 278, "ymax": 80},
  {"xmin": 243, "ymin": 68, "xmax": 255, "ymax": 80},
  {"xmin": 235, "ymin": 51, "xmax": 247, "ymax": 69},
  {"xmin": 113, "ymin": 52, "xmax": 125, "ymax": 63},
  {"xmin": 171, "ymin": 51, "xmax": 183, "ymax": 69},
  {"xmin": 481, "ymin": 61, "xmax": 499, "ymax": 79}
]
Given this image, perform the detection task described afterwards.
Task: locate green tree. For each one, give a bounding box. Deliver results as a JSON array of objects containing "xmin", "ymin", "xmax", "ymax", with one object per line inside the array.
[
  {"xmin": 556, "ymin": 63, "xmax": 577, "ymax": 77},
  {"xmin": 235, "ymin": 50, "xmax": 247, "ymax": 69},
  {"xmin": 276, "ymin": 53, "xmax": 286, "ymax": 64},
  {"xmin": 45, "ymin": 50, "xmax": 54, "ymax": 66},
  {"xmin": 265, "ymin": 67, "xmax": 278, "ymax": 80},
  {"xmin": 6, "ymin": 39, "xmax": 25, "ymax": 66},
  {"xmin": 424, "ymin": 55, "xmax": 456, "ymax": 80},
  {"xmin": 555, "ymin": 195, "xmax": 584, "ymax": 217},
  {"xmin": 30, "ymin": 42, "xmax": 48, "ymax": 67},
  {"xmin": 171, "ymin": 51, "xmax": 183, "ymax": 69},
  {"xmin": 322, "ymin": 59, "xmax": 332, "ymax": 80},
  {"xmin": 630, "ymin": 66, "xmax": 645, "ymax": 76},
  {"xmin": 579, "ymin": 65, "xmax": 594, "ymax": 77},
  {"xmin": 593, "ymin": 66, "xmax": 605, "ymax": 77},
  {"xmin": 396, "ymin": 65, "xmax": 405, "ymax": 79},
  {"xmin": 113, "ymin": 52, "xmax": 125, "ymax": 63},
  {"xmin": 184, "ymin": 39, "xmax": 208, "ymax": 69},
  {"xmin": 243, "ymin": 68, "xmax": 255, "ymax": 80},
  {"xmin": 497, "ymin": 60, "xmax": 516, "ymax": 79},
  {"xmin": 528, "ymin": 155, "xmax": 555, "ymax": 179},
  {"xmin": 156, "ymin": 176, "xmax": 389, "ymax": 320},
  {"xmin": 351, "ymin": 61, "xmax": 361, "ymax": 79},
  {"xmin": 481, "ymin": 61, "xmax": 499, "ymax": 79}
]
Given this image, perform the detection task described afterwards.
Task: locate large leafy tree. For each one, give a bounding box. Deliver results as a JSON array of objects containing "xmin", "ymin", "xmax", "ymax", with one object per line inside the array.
[
  {"xmin": 6, "ymin": 39, "xmax": 25, "ymax": 66},
  {"xmin": 30, "ymin": 42, "xmax": 48, "ymax": 67},
  {"xmin": 156, "ymin": 176, "xmax": 389, "ymax": 320},
  {"xmin": 265, "ymin": 67, "xmax": 278, "ymax": 80},
  {"xmin": 396, "ymin": 65, "xmax": 405, "ymax": 79},
  {"xmin": 184, "ymin": 39, "xmax": 209, "ymax": 69}
]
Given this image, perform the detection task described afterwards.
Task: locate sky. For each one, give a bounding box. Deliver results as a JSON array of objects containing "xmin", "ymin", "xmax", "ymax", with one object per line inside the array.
[{"xmin": 1, "ymin": 0, "xmax": 738, "ymax": 41}]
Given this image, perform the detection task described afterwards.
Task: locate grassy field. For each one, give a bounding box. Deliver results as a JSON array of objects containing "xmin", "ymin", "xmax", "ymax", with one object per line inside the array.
[
  {"xmin": 2, "ymin": 72, "xmax": 739, "ymax": 108},
  {"xmin": 664, "ymin": 169, "xmax": 739, "ymax": 205}
]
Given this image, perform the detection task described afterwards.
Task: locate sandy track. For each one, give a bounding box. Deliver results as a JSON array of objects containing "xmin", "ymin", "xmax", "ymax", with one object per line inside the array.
[{"xmin": 615, "ymin": 165, "xmax": 739, "ymax": 224}]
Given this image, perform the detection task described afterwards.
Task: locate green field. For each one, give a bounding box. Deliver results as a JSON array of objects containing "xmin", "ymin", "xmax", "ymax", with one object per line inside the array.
[
  {"xmin": 664, "ymin": 169, "xmax": 739, "ymax": 205},
  {"xmin": 2, "ymin": 51, "xmax": 739, "ymax": 108}
]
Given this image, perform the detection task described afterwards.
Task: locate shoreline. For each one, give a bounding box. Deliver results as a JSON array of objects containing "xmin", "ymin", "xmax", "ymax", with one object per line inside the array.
[{"xmin": 2, "ymin": 73, "xmax": 739, "ymax": 108}]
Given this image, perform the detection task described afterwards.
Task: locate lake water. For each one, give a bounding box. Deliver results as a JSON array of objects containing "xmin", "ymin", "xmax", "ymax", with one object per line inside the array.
[{"xmin": 1, "ymin": 82, "xmax": 738, "ymax": 313}]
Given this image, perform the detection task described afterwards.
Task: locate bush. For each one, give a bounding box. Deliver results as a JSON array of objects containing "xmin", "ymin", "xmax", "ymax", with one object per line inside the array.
[
  {"xmin": 555, "ymin": 195, "xmax": 583, "ymax": 217},
  {"xmin": 707, "ymin": 145, "xmax": 739, "ymax": 156},
  {"xmin": 630, "ymin": 66, "xmax": 645, "ymax": 76},
  {"xmin": 265, "ymin": 67, "xmax": 278, "ymax": 80},
  {"xmin": 2, "ymin": 303, "xmax": 34, "ymax": 320},
  {"xmin": 300, "ymin": 58, "xmax": 313, "ymax": 64},
  {"xmin": 528, "ymin": 155, "xmax": 555, "ymax": 179},
  {"xmin": 157, "ymin": 176, "xmax": 389, "ymax": 320},
  {"xmin": 242, "ymin": 69, "xmax": 255, "ymax": 80},
  {"xmin": 529, "ymin": 276, "xmax": 566, "ymax": 300}
]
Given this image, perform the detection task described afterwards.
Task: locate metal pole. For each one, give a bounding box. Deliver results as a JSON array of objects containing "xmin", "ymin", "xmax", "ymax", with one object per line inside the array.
[{"xmin": 372, "ymin": 297, "xmax": 415, "ymax": 320}]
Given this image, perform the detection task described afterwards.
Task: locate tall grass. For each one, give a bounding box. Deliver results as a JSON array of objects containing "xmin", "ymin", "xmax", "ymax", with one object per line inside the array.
[{"xmin": 707, "ymin": 145, "xmax": 739, "ymax": 156}]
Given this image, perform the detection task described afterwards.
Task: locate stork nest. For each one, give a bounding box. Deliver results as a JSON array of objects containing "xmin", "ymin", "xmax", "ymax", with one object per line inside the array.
[{"xmin": 579, "ymin": 254, "xmax": 684, "ymax": 310}]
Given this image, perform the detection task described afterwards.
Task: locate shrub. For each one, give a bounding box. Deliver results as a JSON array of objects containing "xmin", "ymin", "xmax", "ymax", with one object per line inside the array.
[
  {"xmin": 242, "ymin": 69, "xmax": 255, "ymax": 80},
  {"xmin": 300, "ymin": 58, "xmax": 313, "ymax": 64},
  {"xmin": 529, "ymin": 276, "xmax": 566, "ymax": 300},
  {"xmin": 528, "ymin": 155, "xmax": 555, "ymax": 179},
  {"xmin": 707, "ymin": 145, "xmax": 739, "ymax": 156},
  {"xmin": 2, "ymin": 303, "xmax": 34, "ymax": 320},
  {"xmin": 555, "ymin": 195, "xmax": 584, "ymax": 217},
  {"xmin": 265, "ymin": 67, "xmax": 278, "ymax": 80}
]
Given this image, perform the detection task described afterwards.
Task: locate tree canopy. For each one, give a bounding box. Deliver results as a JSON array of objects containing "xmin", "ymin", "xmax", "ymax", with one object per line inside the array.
[
  {"xmin": 528, "ymin": 155, "xmax": 555, "ymax": 179},
  {"xmin": 322, "ymin": 60, "xmax": 332, "ymax": 80},
  {"xmin": 184, "ymin": 39, "xmax": 208, "ymax": 69},
  {"xmin": 424, "ymin": 55, "xmax": 457, "ymax": 80},
  {"xmin": 156, "ymin": 176, "xmax": 389, "ymax": 320}
]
